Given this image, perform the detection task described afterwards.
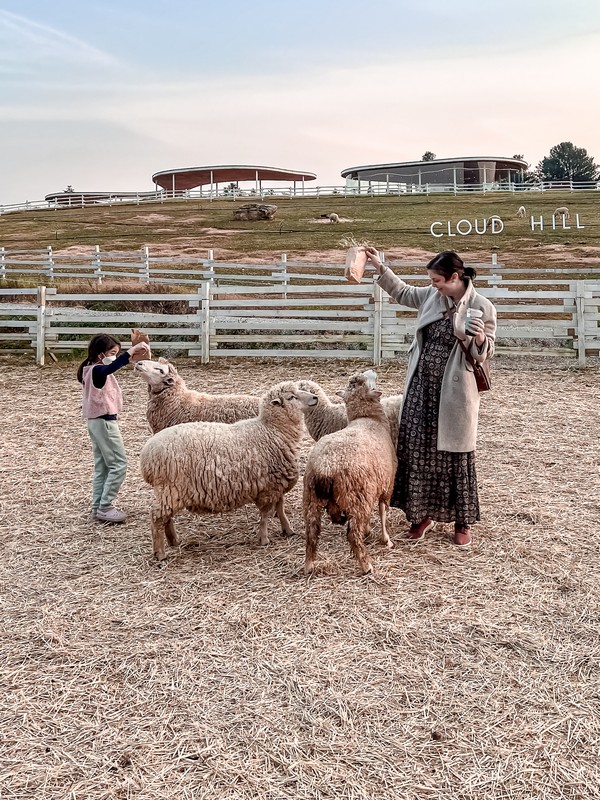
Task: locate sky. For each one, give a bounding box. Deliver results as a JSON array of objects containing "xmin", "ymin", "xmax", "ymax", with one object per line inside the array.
[{"xmin": 1, "ymin": 0, "xmax": 599, "ymax": 205}]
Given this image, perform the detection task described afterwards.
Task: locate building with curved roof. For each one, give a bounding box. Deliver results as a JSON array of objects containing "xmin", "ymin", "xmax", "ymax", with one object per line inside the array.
[
  {"xmin": 151, "ymin": 165, "xmax": 317, "ymax": 194},
  {"xmin": 341, "ymin": 156, "xmax": 528, "ymax": 191}
]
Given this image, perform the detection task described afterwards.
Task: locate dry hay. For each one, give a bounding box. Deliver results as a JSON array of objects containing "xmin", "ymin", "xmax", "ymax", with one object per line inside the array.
[{"xmin": 1, "ymin": 356, "xmax": 599, "ymax": 800}]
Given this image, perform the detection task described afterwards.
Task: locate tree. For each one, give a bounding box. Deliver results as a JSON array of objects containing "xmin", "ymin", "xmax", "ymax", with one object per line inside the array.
[
  {"xmin": 512, "ymin": 154, "xmax": 525, "ymax": 161},
  {"xmin": 421, "ymin": 151, "xmax": 436, "ymax": 161},
  {"xmin": 537, "ymin": 142, "xmax": 598, "ymax": 183}
]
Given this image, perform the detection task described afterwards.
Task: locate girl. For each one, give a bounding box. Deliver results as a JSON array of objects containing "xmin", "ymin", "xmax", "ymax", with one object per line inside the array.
[
  {"xmin": 365, "ymin": 248, "xmax": 497, "ymax": 548},
  {"xmin": 77, "ymin": 333, "xmax": 149, "ymax": 522}
]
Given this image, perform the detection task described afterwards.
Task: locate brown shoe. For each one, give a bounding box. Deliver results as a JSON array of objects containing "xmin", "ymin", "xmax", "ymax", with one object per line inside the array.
[
  {"xmin": 407, "ymin": 518, "xmax": 434, "ymax": 542},
  {"xmin": 454, "ymin": 526, "xmax": 472, "ymax": 548}
]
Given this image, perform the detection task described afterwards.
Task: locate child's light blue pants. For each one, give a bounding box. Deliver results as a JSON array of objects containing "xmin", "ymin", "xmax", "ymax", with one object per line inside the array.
[{"xmin": 87, "ymin": 419, "xmax": 127, "ymax": 510}]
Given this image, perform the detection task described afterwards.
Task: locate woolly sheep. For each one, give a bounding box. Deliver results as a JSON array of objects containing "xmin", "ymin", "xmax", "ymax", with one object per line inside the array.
[
  {"xmin": 516, "ymin": 206, "xmax": 526, "ymax": 219},
  {"xmin": 553, "ymin": 206, "xmax": 570, "ymax": 223},
  {"xmin": 327, "ymin": 212, "xmax": 340, "ymax": 223},
  {"xmin": 303, "ymin": 371, "xmax": 397, "ymax": 576},
  {"xmin": 134, "ymin": 357, "xmax": 260, "ymax": 433},
  {"xmin": 140, "ymin": 381, "xmax": 318, "ymax": 561},
  {"xmin": 298, "ymin": 375, "xmax": 403, "ymax": 446}
]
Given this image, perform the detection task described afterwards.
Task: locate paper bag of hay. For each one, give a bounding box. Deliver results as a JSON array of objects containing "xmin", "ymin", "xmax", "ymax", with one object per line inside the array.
[
  {"xmin": 340, "ymin": 236, "xmax": 370, "ymax": 284},
  {"xmin": 130, "ymin": 328, "xmax": 151, "ymax": 361}
]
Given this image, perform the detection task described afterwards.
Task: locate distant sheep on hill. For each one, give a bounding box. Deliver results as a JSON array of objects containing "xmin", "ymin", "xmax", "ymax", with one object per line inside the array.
[
  {"xmin": 553, "ymin": 206, "xmax": 570, "ymax": 223},
  {"xmin": 320, "ymin": 212, "xmax": 340, "ymax": 223},
  {"xmin": 516, "ymin": 206, "xmax": 526, "ymax": 219},
  {"xmin": 134, "ymin": 358, "xmax": 260, "ymax": 433}
]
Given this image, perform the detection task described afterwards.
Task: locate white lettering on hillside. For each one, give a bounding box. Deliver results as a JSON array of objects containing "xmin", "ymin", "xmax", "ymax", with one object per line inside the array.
[{"xmin": 429, "ymin": 215, "xmax": 585, "ymax": 237}]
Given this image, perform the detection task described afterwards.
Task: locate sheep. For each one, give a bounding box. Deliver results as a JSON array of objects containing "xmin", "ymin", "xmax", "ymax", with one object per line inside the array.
[
  {"xmin": 134, "ymin": 357, "xmax": 260, "ymax": 433},
  {"xmin": 516, "ymin": 206, "xmax": 526, "ymax": 219},
  {"xmin": 140, "ymin": 381, "xmax": 318, "ymax": 561},
  {"xmin": 298, "ymin": 375, "xmax": 403, "ymax": 446},
  {"xmin": 320, "ymin": 212, "xmax": 340, "ymax": 223},
  {"xmin": 553, "ymin": 206, "xmax": 570, "ymax": 223},
  {"xmin": 303, "ymin": 371, "xmax": 397, "ymax": 576}
]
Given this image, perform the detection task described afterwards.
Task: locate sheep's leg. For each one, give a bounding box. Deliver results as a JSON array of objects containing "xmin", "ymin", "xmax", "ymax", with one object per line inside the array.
[
  {"xmin": 275, "ymin": 496, "xmax": 294, "ymax": 537},
  {"xmin": 151, "ymin": 507, "xmax": 172, "ymax": 561},
  {"xmin": 165, "ymin": 517, "xmax": 179, "ymax": 547},
  {"xmin": 378, "ymin": 499, "xmax": 394, "ymax": 549},
  {"xmin": 347, "ymin": 517, "xmax": 373, "ymax": 575},
  {"xmin": 256, "ymin": 504, "xmax": 273, "ymax": 547},
  {"xmin": 304, "ymin": 502, "xmax": 322, "ymax": 575}
]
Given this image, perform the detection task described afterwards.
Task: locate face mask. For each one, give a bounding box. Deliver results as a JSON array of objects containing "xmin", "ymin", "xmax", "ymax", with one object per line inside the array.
[{"xmin": 101, "ymin": 355, "xmax": 117, "ymax": 365}]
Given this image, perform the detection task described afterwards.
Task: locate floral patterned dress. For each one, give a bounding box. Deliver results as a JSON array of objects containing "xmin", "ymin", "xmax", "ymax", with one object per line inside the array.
[{"xmin": 391, "ymin": 316, "xmax": 480, "ymax": 526}]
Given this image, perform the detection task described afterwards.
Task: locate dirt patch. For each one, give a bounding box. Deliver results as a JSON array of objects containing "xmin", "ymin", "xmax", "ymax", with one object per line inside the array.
[{"xmin": 1, "ymin": 357, "xmax": 599, "ymax": 798}]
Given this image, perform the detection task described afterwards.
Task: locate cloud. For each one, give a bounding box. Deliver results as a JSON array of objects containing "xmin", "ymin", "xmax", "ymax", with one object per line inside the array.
[{"xmin": 0, "ymin": 9, "xmax": 119, "ymax": 76}]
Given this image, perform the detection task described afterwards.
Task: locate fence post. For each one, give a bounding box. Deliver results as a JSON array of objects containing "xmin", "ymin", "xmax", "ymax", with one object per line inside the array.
[
  {"xmin": 0, "ymin": 247, "xmax": 5, "ymax": 280},
  {"xmin": 94, "ymin": 245, "xmax": 103, "ymax": 283},
  {"xmin": 281, "ymin": 253, "xmax": 288, "ymax": 299},
  {"xmin": 141, "ymin": 245, "xmax": 151, "ymax": 283},
  {"xmin": 46, "ymin": 246, "xmax": 54, "ymax": 280},
  {"xmin": 200, "ymin": 282, "xmax": 211, "ymax": 364},
  {"xmin": 575, "ymin": 281, "xmax": 586, "ymax": 366},
  {"xmin": 491, "ymin": 252, "xmax": 498, "ymax": 266},
  {"xmin": 36, "ymin": 286, "xmax": 46, "ymax": 366},
  {"xmin": 373, "ymin": 278, "xmax": 383, "ymax": 366}
]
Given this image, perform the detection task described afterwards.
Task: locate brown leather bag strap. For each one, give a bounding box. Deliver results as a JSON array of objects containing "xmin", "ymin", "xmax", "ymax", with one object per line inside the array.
[{"xmin": 443, "ymin": 295, "xmax": 478, "ymax": 368}]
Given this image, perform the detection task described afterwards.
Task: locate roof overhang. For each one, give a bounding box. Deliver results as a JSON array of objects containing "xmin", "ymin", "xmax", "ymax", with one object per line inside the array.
[
  {"xmin": 341, "ymin": 156, "xmax": 529, "ymax": 178},
  {"xmin": 152, "ymin": 165, "xmax": 317, "ymax": 191}
]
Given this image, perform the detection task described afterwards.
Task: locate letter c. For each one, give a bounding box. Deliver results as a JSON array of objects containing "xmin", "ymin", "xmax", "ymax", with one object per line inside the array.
[{"xmin": 430, "ymin": 222, "xmax": 443, "ymax": 238}]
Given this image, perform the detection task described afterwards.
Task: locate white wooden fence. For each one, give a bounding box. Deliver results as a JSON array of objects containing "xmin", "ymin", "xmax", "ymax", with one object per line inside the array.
[
  {"xmin": 2, "ymin": 277, "xmax": 599, "ymax": 366},
  {"xmin": 3, "ymin": 246, "xmax": 600, "ymax": 287},
  {"xmin": 1, "ymin": 180, "xmax": 599, "ymax": 215}
]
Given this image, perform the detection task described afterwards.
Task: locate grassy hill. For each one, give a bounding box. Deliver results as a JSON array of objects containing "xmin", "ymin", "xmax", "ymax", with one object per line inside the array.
[{"xmin": 1, "ymin": 191, "xmax": 599, "ymax": 269}]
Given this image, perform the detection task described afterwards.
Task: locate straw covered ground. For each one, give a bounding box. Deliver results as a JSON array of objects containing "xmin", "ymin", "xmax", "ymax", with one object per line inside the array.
[{"xmin": 1, "ymin": 355, "xmax": 599, "ymax": 800}]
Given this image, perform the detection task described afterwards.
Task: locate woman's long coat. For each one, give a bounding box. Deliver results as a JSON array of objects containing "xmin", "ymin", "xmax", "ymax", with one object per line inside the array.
[{"xmin": 377, "ymin": 269, "xmax": 497, "ymax": 452}]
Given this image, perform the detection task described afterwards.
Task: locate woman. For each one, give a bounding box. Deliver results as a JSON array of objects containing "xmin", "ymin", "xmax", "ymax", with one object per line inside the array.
[{"xmin": 365, "ymin": 248, "xmax": 497, "ymax": 547}]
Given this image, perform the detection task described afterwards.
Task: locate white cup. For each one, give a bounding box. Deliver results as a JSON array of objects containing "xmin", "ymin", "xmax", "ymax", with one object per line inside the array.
[{"xmin": 466, "ymin": 307, "xmax": 483, "ymax": 333}]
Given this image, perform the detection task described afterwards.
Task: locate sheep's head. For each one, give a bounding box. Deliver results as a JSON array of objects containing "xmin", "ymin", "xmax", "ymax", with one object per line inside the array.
[
  {"xmin": 297, "ymin": 379, "xmax": 329, "ymax": 402},
  {"xmin": 133, "ymin": 357, "xmax": 178, "ymax": 391},
  {"xmin": 262, "ymin": 381, "xmax": 318, "ymax": 418},
  {"xmin": 336, "ymin": 372, "xmax": 382, "ymax": 404}
]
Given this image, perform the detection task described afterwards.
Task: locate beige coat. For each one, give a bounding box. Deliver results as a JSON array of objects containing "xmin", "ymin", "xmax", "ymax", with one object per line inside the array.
[{"xmin": 377, "ymin": 268, "xmax": 497, "ymax": 452}]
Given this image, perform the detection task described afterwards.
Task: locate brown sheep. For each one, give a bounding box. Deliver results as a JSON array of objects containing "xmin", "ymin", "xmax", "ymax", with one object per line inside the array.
[{"xmin": 303, "ymin": 372, "xmax": 397, "ymax": 576}]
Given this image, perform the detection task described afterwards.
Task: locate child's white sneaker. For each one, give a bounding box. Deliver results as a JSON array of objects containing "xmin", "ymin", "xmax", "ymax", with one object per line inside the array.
[{"xmin": 96, "ymin": 506, "xmax": 126, "ymax": 523}]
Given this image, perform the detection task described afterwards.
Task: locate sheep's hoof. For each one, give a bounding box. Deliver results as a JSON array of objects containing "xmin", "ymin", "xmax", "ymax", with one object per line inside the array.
[
  {"xmin": 154, "ymin": 551, "xmax": 167, "ymax": 562},
  {"xmin": 384, "ymin": 538, "xmax": 394, "ymax": 549},
  {"xmin": 304, "ymin": 561, "xmax": 315, "ymax": 576},
  {"xmin": 362, "ymin": 564, "xmax": 373, "ymax": 576},
  {"xmin": 258, "ymin": 537, "xmax": 270, "ymax": 547},
  {"xmin": 280, "ymin": 527, "xmax": 295, "ymax": 538}
]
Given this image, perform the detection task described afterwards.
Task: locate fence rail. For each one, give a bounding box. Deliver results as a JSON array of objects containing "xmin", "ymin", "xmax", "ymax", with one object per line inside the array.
[
  {"xmin": 2, "ymin": 276, "xmax": 599, "ymax": 366},
  {"xmin": 3, "ymin": 246, "xmax": 600, "ymax": 288},
  {"xmin": 1, "ymin": 179, "xmax": 600, "ymax": 215}
]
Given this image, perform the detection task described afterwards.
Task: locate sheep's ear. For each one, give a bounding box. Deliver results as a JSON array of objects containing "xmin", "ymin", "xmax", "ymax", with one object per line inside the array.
[
  {"xmin": 335, "ymin": 390, "xmax": 345, "ymax": 398},
  {"xmin": 158, "ymin": 357, "xmax": 168, "ymax": 364},
  {"xmin": 369, "ymin": 389, "xmax": 383, "ymax": 400},
  {"xmin": 270, "ymin": 397, "xmax": 283, "ymax": 406},
  {"xmin": 362, "ymin": 369, "xmax": 378, "ymax": 389}
]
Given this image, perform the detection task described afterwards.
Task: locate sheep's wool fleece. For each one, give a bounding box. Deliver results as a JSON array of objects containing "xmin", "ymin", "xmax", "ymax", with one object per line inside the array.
[{"xmin": 140, "ymin": 407, "xmax": 302, "ymax": 514}]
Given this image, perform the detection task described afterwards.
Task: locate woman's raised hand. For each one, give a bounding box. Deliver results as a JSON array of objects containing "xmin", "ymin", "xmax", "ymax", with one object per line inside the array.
[{"xmin": 364, "ymin": 246, "xmax": 386, "ymax": 275}]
